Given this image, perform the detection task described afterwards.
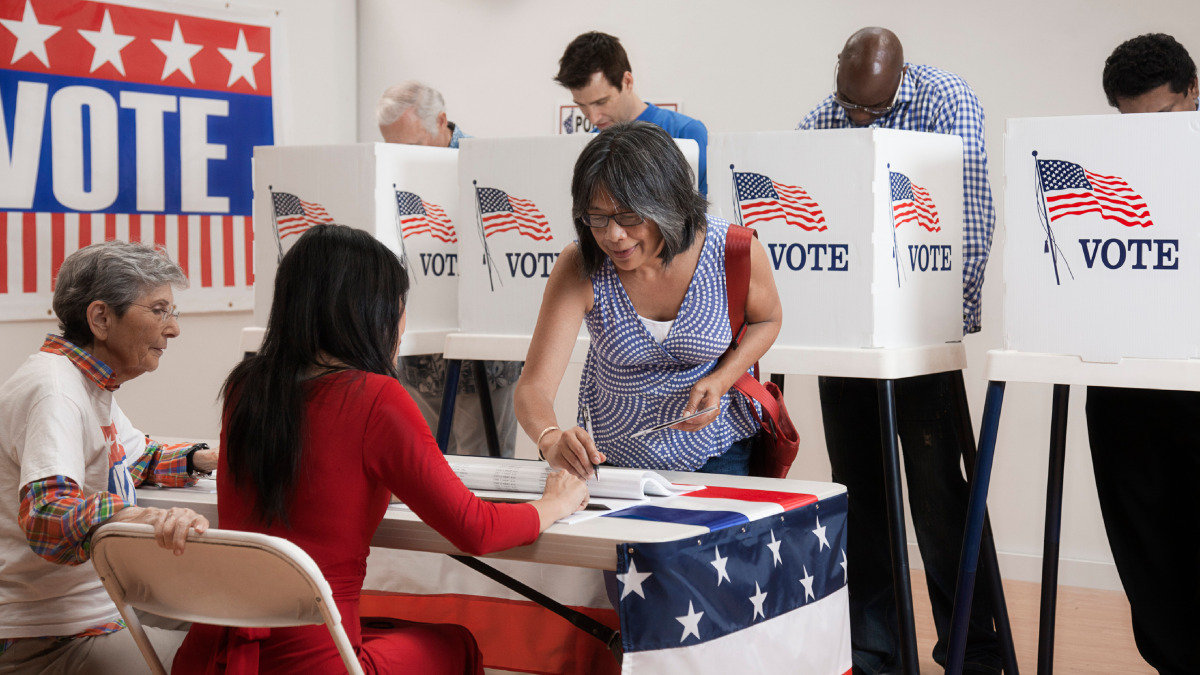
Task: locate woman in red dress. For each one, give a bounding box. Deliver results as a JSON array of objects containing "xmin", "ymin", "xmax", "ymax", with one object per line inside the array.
[{"xmin": 172, "ymin": 225, "xmax": 588, "ymax": 674}]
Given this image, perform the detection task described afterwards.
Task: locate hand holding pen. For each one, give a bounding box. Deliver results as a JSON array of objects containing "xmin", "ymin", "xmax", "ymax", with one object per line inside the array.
[{"xmin": 582, "ymin": 403, "xmax": 599, "ymax": 480}]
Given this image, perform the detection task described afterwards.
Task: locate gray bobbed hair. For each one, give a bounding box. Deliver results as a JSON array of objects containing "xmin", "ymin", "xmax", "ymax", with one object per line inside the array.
[
  {"xmin": 570, "ymin": 121, "xmax": 708, "ymax": 277},
  {"xmin": 53, "ymin": 240, "xmax": 188, "ymax": 347}
]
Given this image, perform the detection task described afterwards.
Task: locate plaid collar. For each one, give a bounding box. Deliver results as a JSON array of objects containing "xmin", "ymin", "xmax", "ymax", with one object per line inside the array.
[{"xmin": 39, "ymin": 334, "xmax": 119, "ymax": 391}]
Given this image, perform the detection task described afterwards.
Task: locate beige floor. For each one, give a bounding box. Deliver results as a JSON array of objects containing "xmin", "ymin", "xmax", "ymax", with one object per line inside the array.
[{"xmin": 910, "ymin": 574, "xmax": 1155, "ymax": 674}]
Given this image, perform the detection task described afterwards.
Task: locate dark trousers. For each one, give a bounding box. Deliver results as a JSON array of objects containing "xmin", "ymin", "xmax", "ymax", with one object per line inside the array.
[
  {"xmin": 1086, "ymin": 386, "xmax": 1200, "ymax": 675},
  {"xmin": 819, "ymin": 372, "xmax": 1001, "ymax": 675}
]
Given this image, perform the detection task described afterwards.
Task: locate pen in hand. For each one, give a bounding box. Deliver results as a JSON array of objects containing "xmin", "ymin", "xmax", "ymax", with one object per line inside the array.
[{"xmin": 582, "ymin": 403, "xmax": 599, "ymax": 480}]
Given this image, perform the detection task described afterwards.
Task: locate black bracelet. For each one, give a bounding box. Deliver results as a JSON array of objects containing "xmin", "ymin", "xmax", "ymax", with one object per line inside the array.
[{"xmin": 185, "ymin": 443, "xmax": 212, "ymax": 476}]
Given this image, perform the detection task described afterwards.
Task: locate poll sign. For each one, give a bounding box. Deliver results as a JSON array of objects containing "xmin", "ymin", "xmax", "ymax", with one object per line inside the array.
[
  {"xmin": 456, "ymin": 135, "xmax": 699, "ymax": 339},
  {"xmin": 0, "ymin": 0, "xmax": 278, "ymax": 320},
  {"xmin": 1005, "ymin": 113, "xmax": 1200, "ymax": 362},
  {"xmin": 252, "ymin": 144, "xmax": 460, "ymax": 356},
  {"xmin": 708, "ymin": 129, "xmax": 964, "ymax": 350}
]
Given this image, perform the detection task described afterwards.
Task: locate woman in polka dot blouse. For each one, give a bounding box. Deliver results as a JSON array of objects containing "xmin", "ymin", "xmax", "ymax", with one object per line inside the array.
[{"xmin": 515, "ymin": 122, "xmax": 782, "ymax": 476}]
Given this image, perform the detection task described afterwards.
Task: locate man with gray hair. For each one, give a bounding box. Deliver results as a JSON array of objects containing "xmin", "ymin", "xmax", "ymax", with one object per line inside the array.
[
  {"xmin": 376, "ymin": 82, "xmax": 521, "ymax": 458},
  {"xmin": 377, "ymin": 80, "xmax": 464, "ymax": 148}
]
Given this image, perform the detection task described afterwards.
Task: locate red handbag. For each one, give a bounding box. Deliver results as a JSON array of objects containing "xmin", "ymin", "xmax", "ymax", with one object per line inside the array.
[{"xmin": 724, "ymin": 223, "xmax": 801, "ymax": 479}]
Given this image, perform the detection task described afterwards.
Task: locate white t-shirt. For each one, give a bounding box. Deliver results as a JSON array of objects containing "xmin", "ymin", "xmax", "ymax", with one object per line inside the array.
[{"xmin": 0, "ymin": 351, "xmax": 147, "ymax": 638}]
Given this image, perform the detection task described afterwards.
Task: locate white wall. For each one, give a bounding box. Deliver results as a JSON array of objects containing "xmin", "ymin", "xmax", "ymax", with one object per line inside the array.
[
  {"xmin": 0, "ymin": 0, "xmax": 358, "ymax": 439},
  {"xmin": 356, "ymin": 0, "xmax": 1200, "ymax": 589}
]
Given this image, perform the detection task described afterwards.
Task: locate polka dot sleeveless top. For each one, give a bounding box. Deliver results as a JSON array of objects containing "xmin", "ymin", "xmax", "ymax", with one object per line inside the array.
[{"xmin": 578, "ymin": 216, "xmax": 761, "ymax": 471}]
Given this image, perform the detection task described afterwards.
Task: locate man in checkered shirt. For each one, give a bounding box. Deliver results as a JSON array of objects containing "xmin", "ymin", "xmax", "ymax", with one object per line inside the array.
[{"xmin": 798, "ymin": 27, "xmax": 1001, "ymax": 675}]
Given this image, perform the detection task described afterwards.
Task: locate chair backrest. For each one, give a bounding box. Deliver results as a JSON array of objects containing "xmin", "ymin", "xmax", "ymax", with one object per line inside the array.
[{"xmin": 91, "ymin": 522, "xmax": 363, "ymax": 675}]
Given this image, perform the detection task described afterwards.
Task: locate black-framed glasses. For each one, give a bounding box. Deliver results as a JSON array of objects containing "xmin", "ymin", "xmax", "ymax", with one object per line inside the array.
[
  {"xmin": 831, "ymin": 62, "xmax": 906, "ymax": 117},
  {"xmin": 131, "ymin": 303, "xmax": 181, "ymax": 323},
  {"xmin": 581, "ymin": 211, "xmax": 645, "ymax": 230}
]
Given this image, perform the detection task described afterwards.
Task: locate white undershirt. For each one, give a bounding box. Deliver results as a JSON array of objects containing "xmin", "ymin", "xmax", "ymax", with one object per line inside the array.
[{"xmin": 639, "ymin": 315, "xmax": 675, "ymax": 343}]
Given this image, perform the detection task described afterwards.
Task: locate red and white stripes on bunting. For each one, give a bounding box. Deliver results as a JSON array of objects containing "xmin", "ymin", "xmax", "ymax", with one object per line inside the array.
[{"xmin": 1, "ymin": 212, "xmax": 254, "ymax": 320}]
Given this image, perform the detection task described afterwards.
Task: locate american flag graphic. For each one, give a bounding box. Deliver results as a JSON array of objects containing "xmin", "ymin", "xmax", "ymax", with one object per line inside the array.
[
  {"xmin": 1, "ymin": 213, "xmax": 253, "ymax": 305},
  {"xmin": 395, "ymin": 190, "xmax": 456, "ymax": 243},
  {"xmin": 475, "ymin": 187, "xmax": 553, "ymax": 241},
  {"xmin": 889, "ymin": 172, "xmax": 941, "ymax": 232},
  {"xmin": 0, "ymin": 0, "xmax": 273, "ymax": 318},
  {"xmin": 733, "ymin": 171, "xmax": 827, "ymax": 231},
  {"xmin": 270, "ymin": 192, "xmax": 334, "ymax": 240},
  {"xmin": 1036, "ymin": 159, "xmax": 1153, "ymax": 228}
]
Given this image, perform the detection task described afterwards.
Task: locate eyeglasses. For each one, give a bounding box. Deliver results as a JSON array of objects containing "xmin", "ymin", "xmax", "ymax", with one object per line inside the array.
[
  {"xmin": 131, "ymin": 303, "xmax": 181, "ymax": 323},
  {"xmin": 831, "ymin": 62, "xmax": 906, "ymax": 117},
  {"xmin": 581, "ymin": 211, "xmax": 645, "ymax": 230}
]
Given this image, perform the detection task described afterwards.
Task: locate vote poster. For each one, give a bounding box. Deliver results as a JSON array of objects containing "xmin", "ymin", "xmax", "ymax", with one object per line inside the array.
[{"xmin": 0, "ymin": 0, "xmax": 278, "ymax": 320}]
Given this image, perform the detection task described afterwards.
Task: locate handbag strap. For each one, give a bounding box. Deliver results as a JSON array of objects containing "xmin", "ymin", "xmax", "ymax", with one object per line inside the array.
[{"xmin": 725, "ymin": 223, "xmax": 754, "ymax": 350}]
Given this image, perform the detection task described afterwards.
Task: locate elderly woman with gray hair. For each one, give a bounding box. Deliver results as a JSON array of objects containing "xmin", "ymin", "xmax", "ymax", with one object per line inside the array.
[
  {"xmin": 516, "ymin": 121, "xmax": 782, "ymax": 477},
  {"xmin": 0, "ymin": 240, "xmax": 215, "ymax": 673}
]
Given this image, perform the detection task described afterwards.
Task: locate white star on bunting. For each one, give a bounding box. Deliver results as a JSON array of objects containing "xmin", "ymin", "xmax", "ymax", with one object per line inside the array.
[
  {"xmin": 152, "ymin": 20, "xmax": 203, "ymax": 82},
  {"xmin": 218, "ymin": 29, "xmax": 264, "ymax": 89},
  {"xmin": 676, "ymin": 601, "xmax": 704, "ymax": 642},
  {"xmin": 749, "ymin": 582, "xmax": 768, "ymax": 621},
  {"xmin": 711, "ymin": 546, "xmax": 730, "ymax": 586},
  {"xmin": 767, "ymin": 529, "xmax": 783, "ymax": 567},
  {"xmin": 812, "ymin": 515, "xmax": 830, "ymax": 551},
  {"xmin": 78, "ymin": 9, "xmax": 135, "ymax": 76},
  {"xmin": 840, "ymin": 548, "xmax": 848, "ymax": 581},
  {"xmin": 617, "ymin": 559, "xmax": 652, "ymax": 600},
  {"xmin": 799, "ymin": 565, "xmax": 816, "ymax": 602},
  {"xmin": 0, "ymin": 0, "xmax": 61, "ymax": 67}
]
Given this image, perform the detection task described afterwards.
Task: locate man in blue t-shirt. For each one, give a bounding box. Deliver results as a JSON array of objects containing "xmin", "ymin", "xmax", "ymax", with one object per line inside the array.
[{"xmin": 555, "ymin": 31, "xmax": 708, "ymax": 195}]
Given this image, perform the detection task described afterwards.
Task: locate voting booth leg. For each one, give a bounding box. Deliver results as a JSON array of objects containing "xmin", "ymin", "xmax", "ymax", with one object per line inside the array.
[
  {"xmin": 945, "ymin": 381, "xmax": 1006, "ymax": 675},
  {"xmin": 876, "ymin": 379, "xmax": 921, "ymax": 675},
  {"xmin": 436, "ymin": 360, "xmax": 464, "ymax": 452},
  {"xmin": 951, "ymin": 373, "xmax": 1020, "ymax": 675},
  {"xmin": 470, "ymin": 361, "xmax": 502, "ymax": 457},
  {"xmin": 1036, "ymin": 384, "xmax": 1070, "ymax": 675}
]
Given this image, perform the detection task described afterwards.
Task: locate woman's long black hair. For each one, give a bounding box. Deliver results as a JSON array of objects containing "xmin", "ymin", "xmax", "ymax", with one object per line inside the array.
[{"xmin": 222, "ymin": 225, "xmax": 410, "ymax": 527}]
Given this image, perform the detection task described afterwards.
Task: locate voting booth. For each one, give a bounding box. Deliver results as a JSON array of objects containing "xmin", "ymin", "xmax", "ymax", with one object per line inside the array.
[
  {"xmin": 708, "ymin": 129, "xmax": 965, "ymax": 354},
  {"xmin": 252, "ymin": 143, "xmax": 460, "ymax": 355},
  {"xmin": 448, "ymin": 135, "xmax": 700, "ymax": 361},
  {"xmin": 1004, "ymin": 113, "xmax": 1200, "ymax": 363}
]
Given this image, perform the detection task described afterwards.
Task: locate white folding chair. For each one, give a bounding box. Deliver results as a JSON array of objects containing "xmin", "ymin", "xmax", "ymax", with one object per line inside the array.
[{"xmin": 91, "ymin": 522, "xmax": 363, "ymax": 675}]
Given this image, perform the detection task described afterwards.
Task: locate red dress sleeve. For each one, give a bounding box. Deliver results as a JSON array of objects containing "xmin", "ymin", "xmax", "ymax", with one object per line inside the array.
[{"xmin": 361, "ymin": 377, "xmax": 540, "ymax": 556}]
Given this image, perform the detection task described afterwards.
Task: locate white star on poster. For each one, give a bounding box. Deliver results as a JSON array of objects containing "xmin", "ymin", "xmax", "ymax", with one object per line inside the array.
[
  {"xmin": 767, "ymin": 529, "xmax": 783, "ymax": 567},
  {"xmin": 749, "ymin": 582, "xmax": 768, "ymax": 621},
  {"xmin": 152, "ymin": 20, "xmax": 203, "ymax": 83},
  {"xmin": 812, "ymin": 515, "xmax": 830, "ymax": 551},
  {"xmin": 0, "ymin": 0, "xmax": 61, "ymax": 67},
  {"xmin": 218, "ymin": 29, "xmax": 264, "ymax": 89},
  {"xmin": 799, "ymin": 565, "xmax": 816, "ymax": 602},
  {"xmin": 840, "ymin": 548, "xmax": 848, "ymax": 581},
  {"xmin": 617, "ymin": 559, "xmax": 652, "ymax": 600},
  {"xmin": 78, "ymin": 9, "xmax": 135, "ymax": 76},
  {"xmin": 676, "ymin": 601, "xmax": 704, "ymax": 642},
  {"xmin": 711, "ymin": 546, "xmax": 730, "ymax": 586}
]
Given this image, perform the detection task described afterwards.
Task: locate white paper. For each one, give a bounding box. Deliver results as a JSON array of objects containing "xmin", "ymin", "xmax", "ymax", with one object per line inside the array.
[{"xmin": 446, "ymin": 458, "xmax": 700, "ymax": 500}]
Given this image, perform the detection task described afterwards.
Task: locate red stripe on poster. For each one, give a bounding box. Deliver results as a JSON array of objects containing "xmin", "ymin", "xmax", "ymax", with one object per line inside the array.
[
  {"xmin": 22, "ymin": 212, "xmax": 36, "ymax": 293},
  {"xmin": 243, "ymin": 217, "xmax": 254, "ymax": 285},
  {"xmin": 222, "ymin": 216, "xmax": 235, "ymax": 287},
  {"xmin": 359, "ymin": 592, "xmax": 620, "ymax": 675},
  {"xmin": 0, "ymin": 216, "xmax": 7, "ymax": 294},
  {"xmin": 128, "ymin": 214, "xmax": 141, "ymax": 242},
  {"xmin": 105, "ymin": 213, "xmax": 116, "ymax": 241},
  {"xmin": 79, "ymin": 214, "xmax": 92, "ymax": 248},
  {"xmin": 200, "ymin": 216, "xmax": 212, "ymax": 287},
  {"xmin": 178, "ymin": 219, "xmax": 189, "ymax": 277},
  {"xmin": 155, "ymin": 214, "xmax": 167, "ymax": 248},
  {"xmin": 51, "ymin": 213, "xmax": 64, "ymax": 291}
]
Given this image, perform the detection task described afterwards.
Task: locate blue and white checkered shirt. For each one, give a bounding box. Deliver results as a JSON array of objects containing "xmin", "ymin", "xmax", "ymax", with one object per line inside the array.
[{"xmin": 798, "ymin": 63, "xmax": 995, "ymax": 334}]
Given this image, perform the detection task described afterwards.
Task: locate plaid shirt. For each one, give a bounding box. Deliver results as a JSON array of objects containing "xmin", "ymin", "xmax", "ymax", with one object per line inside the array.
[
  {"xmin": 2, "ymin": 336, "xmax": 199, "ymax": 653},
  {"xmin": 799, "ymin": 63, "xmax": 995, "ymax": 334}
]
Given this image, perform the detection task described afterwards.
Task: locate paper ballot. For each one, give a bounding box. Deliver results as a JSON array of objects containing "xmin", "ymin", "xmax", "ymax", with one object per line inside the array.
[{"xmin": 446, "ymin": 457, "xmax": 699, "ymax": 500}]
